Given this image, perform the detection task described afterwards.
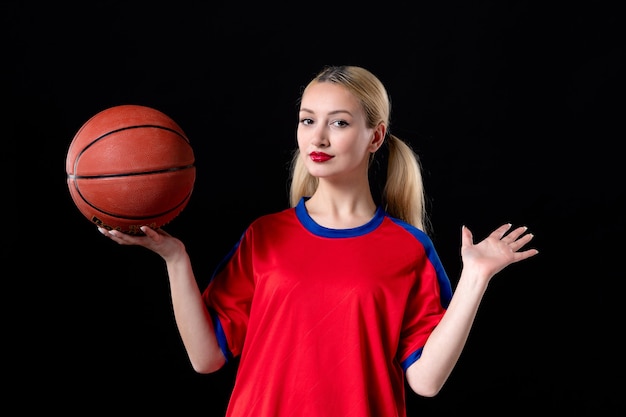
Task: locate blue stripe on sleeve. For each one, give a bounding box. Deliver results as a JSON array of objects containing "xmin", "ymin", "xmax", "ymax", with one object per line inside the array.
[
  {"xmin": 401, "ymin": 347, "xmax": 424, "ymax": 371},
  {"xmin": 389, "ymin": 218, "xmax": 453, "ymax": 308},
  {"xmin": 210, "ymin": 308, "xmax": 233, "ymax": 363}
]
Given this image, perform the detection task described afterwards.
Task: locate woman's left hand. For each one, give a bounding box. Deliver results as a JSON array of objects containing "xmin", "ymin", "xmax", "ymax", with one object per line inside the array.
[{"xmin": 461, "ymin": 224, "xmax": 539, "ymax": 280}]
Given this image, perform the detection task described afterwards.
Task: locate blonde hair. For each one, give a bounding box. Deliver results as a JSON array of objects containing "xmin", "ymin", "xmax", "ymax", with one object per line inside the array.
[{"xmin": 289, "ymin": 66, "xmax": 429, "ymax": 233}]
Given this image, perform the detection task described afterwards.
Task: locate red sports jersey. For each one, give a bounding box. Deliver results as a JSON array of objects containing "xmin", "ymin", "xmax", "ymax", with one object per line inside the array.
[{"xmin": 203, "ymin": 197, "xmax": 452, "ymax": 417}]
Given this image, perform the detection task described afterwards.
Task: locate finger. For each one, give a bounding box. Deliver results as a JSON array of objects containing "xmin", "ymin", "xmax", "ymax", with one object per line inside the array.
[
  {"xmin": 502, "ymin": 226, "xmax": 529, "ymax": 242},
  {"xmin": 99, "ymin": 227, "xmax": 141, "ymax": 245},
  {"xmin": 98, "ymin": 227, "xmax": 118, "ymax": 240},
  {"xmin": 103, "ymin": 228, "xmax": 128, "ymax": 243},
  {"xmin": 141, "ymin": 226, "xmax": 159, "ymax": 238},
  {"xmin": 490, "ymin": 223, "xmax": 513, "ymax": 240},
  {"xmin": 510, "ymin": 232, "xmax": 535, "ymax": 252},
  {"xmin": 461, "ymin": 225, "xmax": 473, "ymax": 247},
  {"xmin": 513, "ymin": 247, "xmax": 539, "ymax": 261}
]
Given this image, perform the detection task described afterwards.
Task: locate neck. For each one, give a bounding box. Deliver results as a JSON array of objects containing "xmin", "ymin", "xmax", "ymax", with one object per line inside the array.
[{"xmin": 304, "ymin": 182, "xmax": 377, "ymax": 229}]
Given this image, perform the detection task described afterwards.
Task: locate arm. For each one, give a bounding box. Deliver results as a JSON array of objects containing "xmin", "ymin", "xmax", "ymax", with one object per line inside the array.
[
  {"xmin": 405, "ymin": 224, "xmax": 538, "ymax": 397},
  {"xmin": 98, "ymin": 226, "xmax": 226, "ymax": 373}
]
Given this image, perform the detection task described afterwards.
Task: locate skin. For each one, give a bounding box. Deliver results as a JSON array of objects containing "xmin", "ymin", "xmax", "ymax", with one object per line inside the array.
[{"xmin": 98, "ymin": 80, "xmax": 539, "ymax": 397}]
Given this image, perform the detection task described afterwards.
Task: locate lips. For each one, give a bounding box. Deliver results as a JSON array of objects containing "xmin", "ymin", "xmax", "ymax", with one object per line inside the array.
[{"xmin": 309, "ymin": 152, "xmax": 333, "ymax": 162}]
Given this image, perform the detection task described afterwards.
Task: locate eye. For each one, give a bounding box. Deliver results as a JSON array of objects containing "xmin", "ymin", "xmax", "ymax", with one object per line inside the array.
[
  {"xmin": 332, "ymin": 120, "xmax": 349, "ymax": 128},
  {"xmin": 300, "ymin": 118, "xmax": 313, "ymax": 125}
]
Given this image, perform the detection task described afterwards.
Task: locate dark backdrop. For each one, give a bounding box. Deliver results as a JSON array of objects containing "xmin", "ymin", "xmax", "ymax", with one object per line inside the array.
[{"xmin": 6, "ymin": 2, "xmax": 624, "ymax": 415}]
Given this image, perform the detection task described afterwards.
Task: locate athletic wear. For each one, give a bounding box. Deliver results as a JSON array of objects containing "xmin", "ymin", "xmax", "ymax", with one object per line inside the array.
[{"xmin": 203, "ymin": 197, "xmax": 452, "ymax": 417}]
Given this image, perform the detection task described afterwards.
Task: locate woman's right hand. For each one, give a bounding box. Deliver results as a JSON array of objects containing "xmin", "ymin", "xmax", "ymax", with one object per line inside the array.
[{"xmin": 98, "ymin": 226, "xmax": 187, "ymax": 263}]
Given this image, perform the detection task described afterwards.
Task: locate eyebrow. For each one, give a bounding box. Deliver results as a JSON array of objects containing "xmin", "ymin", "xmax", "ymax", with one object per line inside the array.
[{"xmin": 299, "ymin": 108, "xmax": 354, "ymax": 117}]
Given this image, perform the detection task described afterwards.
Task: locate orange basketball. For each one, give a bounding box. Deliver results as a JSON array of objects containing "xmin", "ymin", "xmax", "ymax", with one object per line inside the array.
[{"xmin": 66, "ymin": 104, "xmax": 196, "ymax": 235}]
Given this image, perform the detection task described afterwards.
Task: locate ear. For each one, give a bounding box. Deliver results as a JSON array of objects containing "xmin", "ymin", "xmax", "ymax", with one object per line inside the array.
[{"xmin": 369, "ymin": 123, "xmax": 386, "ymax": 153}]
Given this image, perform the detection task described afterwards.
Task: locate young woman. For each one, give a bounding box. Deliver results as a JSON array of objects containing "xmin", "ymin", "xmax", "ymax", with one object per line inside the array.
[{"xmin": 98, "ymin": 65, "xmax": 538, "ymax": 416}]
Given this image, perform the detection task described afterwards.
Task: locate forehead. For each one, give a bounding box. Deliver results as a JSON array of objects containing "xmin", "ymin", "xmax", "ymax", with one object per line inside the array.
[{"xmin": 300, "ymin": 81, "xmax": 361, "ymax": 113}]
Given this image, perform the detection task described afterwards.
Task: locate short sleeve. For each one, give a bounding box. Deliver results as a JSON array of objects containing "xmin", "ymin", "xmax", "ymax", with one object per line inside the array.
[
  {"xmin": 202, "ymin": 227, "xmax": 256, "ymax": 360},
  {"xmin": 394, "ymin": 225, "xmax": 452, "ymax": 371}
]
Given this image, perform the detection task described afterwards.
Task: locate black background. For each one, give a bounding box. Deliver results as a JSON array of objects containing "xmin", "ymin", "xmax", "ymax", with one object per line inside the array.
[{"xmin": 6, "ymin": 2, "xmax": 624, "ymax": 415}]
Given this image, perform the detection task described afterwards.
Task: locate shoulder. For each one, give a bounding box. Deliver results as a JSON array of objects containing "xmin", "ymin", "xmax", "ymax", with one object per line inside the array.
[
  {"xmin": 245, "ymin": 206, "xmax": 298, "ymax": 232},
  {"xmin": 384, "ymin": 215, "xmax": 434, "ymax": 248}
]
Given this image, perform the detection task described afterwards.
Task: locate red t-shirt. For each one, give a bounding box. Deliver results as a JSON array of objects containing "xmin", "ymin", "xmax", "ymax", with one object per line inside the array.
[{"xmin": 203, "ymin": 197, "xmax": 452, "ymax": 416}]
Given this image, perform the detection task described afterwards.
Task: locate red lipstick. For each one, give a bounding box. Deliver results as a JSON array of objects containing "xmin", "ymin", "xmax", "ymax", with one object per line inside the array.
[{"xmin": 310, "ymin": 152, "xmax": 333, "ymax": 162}]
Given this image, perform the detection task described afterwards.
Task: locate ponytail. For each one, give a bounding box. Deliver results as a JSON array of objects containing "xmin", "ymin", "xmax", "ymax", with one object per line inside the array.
[{"xmin": 382, "ymin": 135, "xmax": 428, "ymax": 233}]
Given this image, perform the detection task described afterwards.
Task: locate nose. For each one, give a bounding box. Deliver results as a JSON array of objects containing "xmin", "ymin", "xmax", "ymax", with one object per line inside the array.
[{"xmin": 309, "ymin": 125, "xmax": 329, "ymax": 148}]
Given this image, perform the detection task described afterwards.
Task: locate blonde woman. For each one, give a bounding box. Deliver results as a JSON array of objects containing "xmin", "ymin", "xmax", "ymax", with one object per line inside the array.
[{"xmin": 99, "ymin": 65, "xmax": 538, "ymax": 417}]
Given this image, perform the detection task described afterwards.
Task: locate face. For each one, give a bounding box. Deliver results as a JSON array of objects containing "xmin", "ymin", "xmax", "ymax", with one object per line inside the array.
[{"xmin": 297, "ymin": 81, "xmax": 384, "ymax": 181}]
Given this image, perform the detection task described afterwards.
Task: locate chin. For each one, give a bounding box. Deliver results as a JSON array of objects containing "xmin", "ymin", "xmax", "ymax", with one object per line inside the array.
[{"xmin": 306, "ymin": 167, "xmax": 333, "ymax": 178}]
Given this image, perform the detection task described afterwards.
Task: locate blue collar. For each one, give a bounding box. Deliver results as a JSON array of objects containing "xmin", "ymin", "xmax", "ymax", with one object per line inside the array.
[{"xmin": 295, "ymin": 197, "xmax": 385, "ymax": 238}]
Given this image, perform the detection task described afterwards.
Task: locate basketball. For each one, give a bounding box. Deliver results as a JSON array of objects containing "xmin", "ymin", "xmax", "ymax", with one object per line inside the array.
[{"xmin": 66, "ymin": 104, "xmax": 196, "ymax": 234}]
